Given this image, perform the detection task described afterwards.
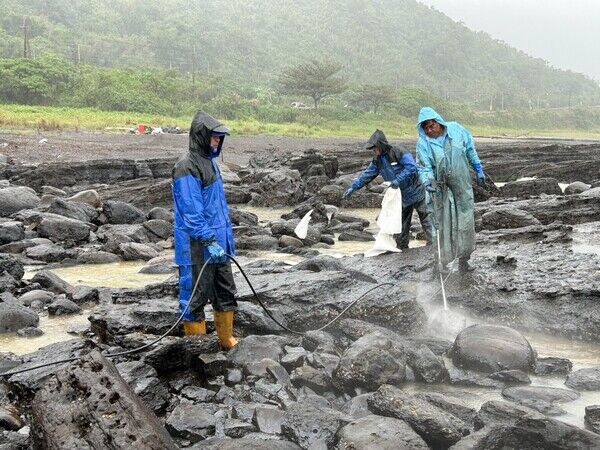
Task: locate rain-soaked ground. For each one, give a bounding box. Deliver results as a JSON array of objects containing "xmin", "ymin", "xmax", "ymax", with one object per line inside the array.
[{"xmin": 4, "ymin": 206, "xmax": 600, "ymax": 428}]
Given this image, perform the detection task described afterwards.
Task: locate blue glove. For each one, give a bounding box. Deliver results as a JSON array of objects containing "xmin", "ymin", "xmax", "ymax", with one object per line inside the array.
[
  {"xmin": 390, "ymin": 180, "xmax": 400, "ymax": 190},
  {"xmin": 473, "ymin": 163, "xmax": 485, "ymax": 186},
  {"xmin": 207, "ymin": 242, "xmax": 227, "ymax": 263},
  {"xmin": 342, "ymin": 187, "xmax": 355, "ymax": 199}
]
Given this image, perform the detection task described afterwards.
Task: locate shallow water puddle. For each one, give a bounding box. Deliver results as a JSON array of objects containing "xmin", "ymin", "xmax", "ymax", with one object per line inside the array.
[
  {"xmin": 0, "ymin": 312, "xmax": 90, "ymax": 355},
  {"xmin": 25, "ymin": 261, "xmax": 172, "ymax": 289}
]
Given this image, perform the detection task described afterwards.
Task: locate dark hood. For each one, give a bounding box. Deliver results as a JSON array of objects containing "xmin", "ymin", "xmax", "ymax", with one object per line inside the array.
[
  {"xmin": 189, "ymin": 111, "xmax": 230, "ymax": 158},
  {"xmin": 366, "ymin": 129, "xmax": 392, "ymax": 154}
]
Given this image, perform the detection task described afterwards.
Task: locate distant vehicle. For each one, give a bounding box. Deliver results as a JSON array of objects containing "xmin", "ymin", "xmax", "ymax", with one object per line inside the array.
[{"xmin": 290, "ymin": 101, "xmax": 310, "ymax": 109}]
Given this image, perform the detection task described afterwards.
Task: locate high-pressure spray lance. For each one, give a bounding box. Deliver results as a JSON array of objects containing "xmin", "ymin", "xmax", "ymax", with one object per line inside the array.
[
  {"xmin": 0, "ymin": 254, "xmax": 393, "ymax": 378},
  {"xmin": 429, "ymin": 181, "xmax": 449, "ymax": 311}
]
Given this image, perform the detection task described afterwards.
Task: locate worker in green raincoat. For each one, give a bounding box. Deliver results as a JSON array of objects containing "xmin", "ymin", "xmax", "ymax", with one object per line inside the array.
[{"xmin": 415, "ymin": 107, "xmax": 485, "ymax": 273}]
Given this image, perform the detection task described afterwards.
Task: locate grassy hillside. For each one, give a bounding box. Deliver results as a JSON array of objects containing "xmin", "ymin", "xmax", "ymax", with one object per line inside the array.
[{"xmin": 1, "ymin": 0, "xmax": 598, "ymax": 110}]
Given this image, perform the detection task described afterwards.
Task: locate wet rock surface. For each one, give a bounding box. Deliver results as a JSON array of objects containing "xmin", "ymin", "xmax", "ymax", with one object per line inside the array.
[
  {"xmin": 337, "ymin": 414, "xmax": 428, "ymax": 449},
  {"xmin": 451, "ymin": 324, "xmax": 536, "ymax": 373},
  {"xmin": 368, "ymin": 384, "xmax": 469, "ymax": 448},
  {"xmin": 3, "ymin": 136, "xmax": 600, "ymax": 447}
]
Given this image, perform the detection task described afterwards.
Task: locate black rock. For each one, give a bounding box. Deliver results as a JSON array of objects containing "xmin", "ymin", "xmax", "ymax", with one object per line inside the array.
[
  {"xmin": 585, "ymin": 405, "xmax": 600, "ymax": 434},
  {"xmin": 0, "ymin": 298, "xmax": 39, "ymax": 332},
  {"xmin": 368, "ymin": 384, "xmax": 469, "ymax": 448},
  {"xmin": 281, "ymin": 401, "xmax": 350, "ymax": 449},
  {"xmin": 501, "ymin": 385, "xmax": 579, "ymax": 415},
  {"xmin": 337, "ymin": 414, "xmax": 429, "ymax": 449},
  {"xmin": 451, "ymin": 324, "xmax": 535, "ymax": 373},
  {"xmin": 474, "ymin": 400, "xmax": 543, "ymax": 429},
  {"xmin": 228, "ymin": 335, "xmax": 286, "ymax": 366},
  {"xmin": 252, "ymin": 406, "xmax": 285, "ymax": 434},
  {"xmin": 47, "ymin": 296, "xmax": 81, "ymax": 316},
  {"xmin": 103, "ymin": 200, "xmax": 145, "ymax": 224},
  {"xmin": 30, "ymin": 270, "xmax": 73, "ymax": 295},
  {"xmin": 16, "ymin": 326, "xmax": 43, "ymax": 337},
  {"xmin": 116, "ymin": 360, "xmax": 170, "ymax": 413},
  {"xmin": 534, "ymin": 357, "xmax": 573, "ymax": 375},
  {"xmin": 333, "ymin": 332, "xmax": 406, "ymax": 392},
  {"xmin": 565, "ymin": 367, "xmax": 600, "ymax": 391},
  {"xmin": 165, "ymin": 402, "xmax": 217, "ymax": 442}
]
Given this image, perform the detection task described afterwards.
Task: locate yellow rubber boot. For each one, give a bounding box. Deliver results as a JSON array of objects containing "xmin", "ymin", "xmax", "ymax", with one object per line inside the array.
[
  {"xmin": 183, "ymin": 321, "xmax": 206, "ymax": 336},
  {"xmin": 214, "ymin": 311, "xmax": 238, "ymax": 349}
]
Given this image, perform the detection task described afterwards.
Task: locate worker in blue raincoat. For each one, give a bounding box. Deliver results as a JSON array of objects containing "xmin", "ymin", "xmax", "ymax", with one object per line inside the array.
[
  {"xmin": 415, "ymin": 107, "xmax": 485, "ymax": 273},
  {"xmin": 344, "ymin": 129, "xmax": 432, "ymax": 248},
  {"xmin": 172, "ymin": 111, "xmax": 237, "ymax": 349}
]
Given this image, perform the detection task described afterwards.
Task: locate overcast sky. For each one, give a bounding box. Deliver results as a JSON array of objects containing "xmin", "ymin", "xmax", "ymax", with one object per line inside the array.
[{"xmin": 419, "ymin": 0, "xmax": 600, "ymax": 81}]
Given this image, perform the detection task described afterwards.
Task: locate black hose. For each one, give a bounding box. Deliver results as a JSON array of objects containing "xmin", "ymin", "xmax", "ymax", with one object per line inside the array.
[
  {"xmin": 228, "ymin": 253, "xmax": 394, "ymax": 335},
  {"xmin": 0, "ymin": 253, "xmax": 395, "ymax": 377}
]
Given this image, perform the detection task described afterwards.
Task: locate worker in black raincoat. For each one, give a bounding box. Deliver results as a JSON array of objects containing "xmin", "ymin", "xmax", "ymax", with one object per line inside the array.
[{"xmin": 344, "ymin": 129, "xmax": 432, "ymax": 248}]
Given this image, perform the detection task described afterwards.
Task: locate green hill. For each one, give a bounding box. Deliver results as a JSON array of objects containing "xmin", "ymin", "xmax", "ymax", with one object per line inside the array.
[{"xmin": 1, "ymin": 0, "xmax": 598, "ymax": 109}]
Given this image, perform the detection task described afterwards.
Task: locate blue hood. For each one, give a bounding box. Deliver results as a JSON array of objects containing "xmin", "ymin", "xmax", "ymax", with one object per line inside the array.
[{"xmin": 416, "ymin": 107, "xmax": 447, "ymax": 139}]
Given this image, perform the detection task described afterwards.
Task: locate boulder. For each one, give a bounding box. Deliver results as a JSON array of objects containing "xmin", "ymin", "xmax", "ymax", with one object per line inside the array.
[
  {"xmin": 565, "ymin": 368, "xmax": 600, "ymax": 391},
  {"xmin": 455, "ymin": 417, "xmax": 600, "ymax": 449},
  {"xmin": 103, "ymin": 200, "xmax": 145, "ymax": 224},
  {"xmin": 47, "ymin": 198, "xmax": 98, "ymax": 223},
  {"xmin": 474, "ymin": 400, "xmax": 543, "ymax": 429},
  {"xmin": 534, "ymin": 357, "xmax": 573, "ymax": 375},
  {"xmin": 252, "ymin": 168, "xmax": 304, "ymax": 207},
  {"xmin": 41, "ymin": 186, "xmax": 66, "ymax": 196},
  {"xmin": 481, "ymin": 208, "xmax": 541, "ymax": 230},
  {"xmin": 279, "ymin": 235, "xmax": 304, "ymax": 248},
  {"xmin": 24, "ymin": 244, "xmax": 69, "ymax": 262},
  {"xmin": 47, "ymin": 296, "xmax": 81, "ymax": 316},
  {"xmin": 501, "ymin": 178, "xmax": 562, "ymax": 198},
  {"xmin": 585, "ymin": 405, "xmax": 600, "ymax": 434},
  {"xmin": 236, "ymin": 235, "xmax": 279, "ymax": 250},
  {"xmin": 225, "ymin": 185, "xmax": 252, "ymax": 204},
  {"xmin": 0, "ymin": 221, "xmax": 25, "ymax": 244},
  {"xmin": 281, "ymin": 401, "xmax": 350, "ymax": 449},
  {"xmin": 30, "ymin": 270, "xmax": 73, "ymax": 295},
  {"xmin": 408, "ymin": 344, "xmax": 448, "ymax": 383},
  {"xmin": 338, "ymin": 230, "xmax": 375, "ymax": 242},
  {"xmin": 0, "ymin": 298, "xmax": 39, "ymax": 332},
  {"xmin": 502, "ymin": 386, "xmax": 579, "ymax": 414},
  {"xmin": 119, "ymin": 242, "xmax": 159, "ymax": 261},
  {"xmin": 195, "ymin": 438, "xmax": 300, "ymax": 450},
  {"xmin": 0, "ymin": 253, "xmax": 24, "ymax": 280},
  {"xmin": 77, "ymin": 250, "xmax": 121, "ymax": 264},
  {"xmin": 333, "ymin": 332, "xmax": 406, "ymax": 392},
  {"xmin": 67, "ymin": 190, "xmax": 102, "ymax": 208},
  {"xmin": 337, "ymin": 414, "xmax": 428, "ymax": 449},
  {"xmin": 139, "ymin": 255, "xmax": 176, "ymax": 274},
  {"xmin": 147, "ymin": 207, "xmax": 172, "ymax": 222},
  {"xmin": 0, "ymin": 186, "xmax": 40, "ymax": 217},
  {"xmin": 228, "ymin": 335, "xmax": 285, "ymax": 366},
  {"xmin": 37, "ymin": 215, "xmax": 90, "ymax": 244},
  {"xmin": 143, "ymin": 219, "xmax": 173, "ymax": 240},
  {"xmin": 451, "ymin": 324, "xmax": 535, "ymax": 373},
  {"xmin": 18, "ymin": 290, "xmax": 54, "ymax": 307},
  {"xmin": 564, "ymin": 181, "xmax": 590, "ymax": 195},
  {"xmin": 368, "ymin": 384, "xmax": 469, "ymax": 448}
]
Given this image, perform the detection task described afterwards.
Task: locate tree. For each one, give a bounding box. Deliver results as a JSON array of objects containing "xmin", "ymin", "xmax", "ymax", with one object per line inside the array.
[
  {"xmin": 279, "ymin": 59, "xmax": 346, "ymax": 109},
  {"xmin": 355, "ymin": 84, "xmax": 396, "ymax": 113}
]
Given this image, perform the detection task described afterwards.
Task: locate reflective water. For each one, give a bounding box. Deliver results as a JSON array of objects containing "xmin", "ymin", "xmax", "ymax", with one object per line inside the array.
[
  {"xmin": 25, "ymin": 261, "xmax": 172, "ymax": 288},
  {"xmin": 0, "ymin": 312, "xmax": 90, "ymax": 355}
]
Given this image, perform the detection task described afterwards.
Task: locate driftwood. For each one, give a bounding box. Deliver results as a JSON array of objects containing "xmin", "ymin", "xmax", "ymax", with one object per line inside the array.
[{"xmin": 30, "ymin": 351, "xmax": 177, "ymax": 450}]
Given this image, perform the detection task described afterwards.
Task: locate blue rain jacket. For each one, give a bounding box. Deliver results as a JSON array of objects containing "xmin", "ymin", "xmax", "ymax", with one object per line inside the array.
[
  {"xmin": 415, "ymin": 107, "xmax": 482, "ymax": 186},
  {"xmin": 350, "ymin": 129, "xmax": 425, "ymax": 207},
  {"xmin": 172, "ymin": 111, "xmax": 235, "ymax": 266}
]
